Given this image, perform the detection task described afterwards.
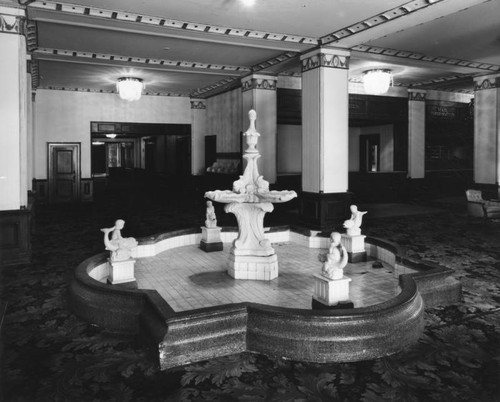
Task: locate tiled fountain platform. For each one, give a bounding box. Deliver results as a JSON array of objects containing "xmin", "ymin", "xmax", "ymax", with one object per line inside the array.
[
  {"xmin": 135, "ymin": 243, "xmax": 417, "ymax": 312},
  {"xmin": 72, "ymin": 226, "xmax": 462, "ymax": 370}
]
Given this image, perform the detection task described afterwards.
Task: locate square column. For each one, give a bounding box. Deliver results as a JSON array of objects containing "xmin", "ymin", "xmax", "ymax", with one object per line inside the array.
[
  {"xmin": 473, "ymin": 75, "xmax": 500, "ymax": 196},
  {"xmin": 300, "ymin": 48, "xmax": 352, "ymax": 230},
  {"xmin": 408, "ymin": 90, "xmax": 426, "ymax": 179},
  {"xmin": 190, "ymin": 99, "xmax": 207, "ymax": 175},
  {"xmin": 0, "ymin": 8, "xmax": 32, "ymax": 266},
  {"xmin": 241, "ymin": 74, "xmax": 277, "ymax": 184},
  {"xmin": 0, "ymin": 10, "xmax": 28, "ymax": 210}
]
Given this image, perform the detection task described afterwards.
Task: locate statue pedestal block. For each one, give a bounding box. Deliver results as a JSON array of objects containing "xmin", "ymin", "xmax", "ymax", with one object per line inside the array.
[
  {"xmin": 108, "ymin": 258, "xmax": 136, "ymax": 285},
  {"xmin": 228, "ymin": 254, "xmax": 278, "ymax": 281},
  {"xmin": 341, "ymin": 234, "xmax": 367, "ymax": 263},
  {"xmin": 312, "ymin": 273, "xmax": 352, "ymax": 306},
  {"xmin": 200, "ymin": 226, "xmax": 223, "ymax": 252}
]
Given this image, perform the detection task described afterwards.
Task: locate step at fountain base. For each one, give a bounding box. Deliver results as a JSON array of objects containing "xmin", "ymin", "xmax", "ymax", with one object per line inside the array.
[{"xmin": 228, "ymin": 254, "xmax": 278, "ymax": 280}]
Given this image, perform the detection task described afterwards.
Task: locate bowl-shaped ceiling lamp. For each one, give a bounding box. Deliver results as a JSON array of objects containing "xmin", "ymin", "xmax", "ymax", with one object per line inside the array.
[
  {"xmin": 116, "ymin": 77, "xmax": 144, "ymax": 101},
  {"xmin": 362, "ymin": 69, "xmax": 392, "ymax": 95}
]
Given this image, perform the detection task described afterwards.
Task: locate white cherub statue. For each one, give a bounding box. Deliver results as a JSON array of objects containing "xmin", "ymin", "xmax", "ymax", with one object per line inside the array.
[
  {"xmin": 322, "ymin": 232, "xmax": 348, "ymax": 280},
  {"xmin": 205, "ymin": 201, "xmax": 217, "ymax": 228},
  {"xmin": 343, "ymin": 205, "xmax": 367, "ymax": 236},
  {"xmin": 101, "ymin": 219, "xmax": 138, "ymax": 262}
]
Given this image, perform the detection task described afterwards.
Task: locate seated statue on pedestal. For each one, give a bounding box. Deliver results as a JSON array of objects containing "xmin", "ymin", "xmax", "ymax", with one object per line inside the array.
[
  {"xmin": 205, "ymin": 201, "xmax": 217, "ymax": 228},
  {"xmin": 343, "ymin": 205, "xmax": 367, "ymax": 236},
  {"xmin": 322, "ymin": 232, "xmax": 348, "ymax": 280},
  {"xmin": 101, "ymin": 219, "xmax": 138, "ymax": 262}
]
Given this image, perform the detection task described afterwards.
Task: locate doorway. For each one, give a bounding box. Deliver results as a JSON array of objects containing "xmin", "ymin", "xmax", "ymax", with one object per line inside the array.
[
  {"xmin": 359, "ymin": 134, "xmax": 380, "ymax": 172},
  {"xmin": 48, "ymin": 143, "xmax": 81, "ymax": 203}
]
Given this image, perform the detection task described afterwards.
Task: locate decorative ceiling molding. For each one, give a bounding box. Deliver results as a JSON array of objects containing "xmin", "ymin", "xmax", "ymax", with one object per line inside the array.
[
  {"xmin": 29, "ymin": 1, "xmax": 318, "ymax": 46},
  {"xmin": 191, "ymin": 51, "xmax": 298, "ymax": 98},
  {"xmin": 190, "ymin": 77, "xmax": 239, "ymax": 99},
  {"xmin": 320, "ymin": 0, "xmax": 445, "ymax": 45},
  {"xmin": 407, "ymin": 74, "xmax": 475, "ymax": 93},
  {"xmin": 37, "ymin": 86, "xmax": 186, "ymax": 97},
  {"xmin": 251, "ymin": 52, "xmax": 299, "ymax": 72},
  {"xmin": 33, "ymin": 47, "xmax": 251, "ymax": 73},
  {"xmin": 25, "ymin": 19, "xmax": 38, "ymax": 51},
  {"xmin": 352, "ymin": 44, "xmax": 500, "ymax": 72},
  {"xmin": 29, "ymin": 59, "xmax": 39, "ymax": 88}
]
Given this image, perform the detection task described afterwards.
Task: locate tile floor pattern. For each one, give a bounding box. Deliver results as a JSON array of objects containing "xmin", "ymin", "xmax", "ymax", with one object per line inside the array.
[{"xmin": 134, "ymin": 242, "xmax": 417, "ymax": 311}]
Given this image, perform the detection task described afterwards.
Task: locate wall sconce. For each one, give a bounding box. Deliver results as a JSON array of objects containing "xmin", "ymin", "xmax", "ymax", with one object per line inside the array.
[
  {"xmin": 362, "ymin": 69, "xmax": 392, "ymax": 95},
  {"xmin": 116, "ymin": 77, "xmax": 144, "ymax": 101},
  {"xmin": 105, "ymin": 133, "xmax": 117, "ymax": 139}
]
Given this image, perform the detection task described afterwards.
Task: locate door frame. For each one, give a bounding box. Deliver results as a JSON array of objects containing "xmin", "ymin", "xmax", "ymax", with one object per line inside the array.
[{"xmin": 47, "ymin": 142, "xmax": 81, "ymax": 203}]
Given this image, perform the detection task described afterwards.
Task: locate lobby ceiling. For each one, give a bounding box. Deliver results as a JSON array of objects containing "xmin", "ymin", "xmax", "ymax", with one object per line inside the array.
[{"xmin": 24, "ymin": 0, "xmax": 500, "ymax": 98}]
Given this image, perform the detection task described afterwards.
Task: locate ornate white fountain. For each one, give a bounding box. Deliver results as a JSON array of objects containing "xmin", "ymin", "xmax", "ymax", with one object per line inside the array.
[{"xmin": 205, "ymin": 110, "xmax": 297, "ymax": 280}]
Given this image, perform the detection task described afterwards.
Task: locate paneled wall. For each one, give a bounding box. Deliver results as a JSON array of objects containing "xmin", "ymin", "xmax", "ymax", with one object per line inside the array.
[
  {"xmin": 34, "ymin": 90, "xmax": 191, "ymax": 179},
  {"xmin": 206, "ymin": 88, "xmax": 242, "ymax": 153}
]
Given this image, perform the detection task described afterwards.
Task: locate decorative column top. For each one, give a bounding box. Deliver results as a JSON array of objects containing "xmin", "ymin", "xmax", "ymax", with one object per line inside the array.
[
  {"xmin": 300, "ymin": 47, "xmax": 350, "ymax": 73},
  {"xmin": 0, "ymin": 11, "xmax": 25, "ymax": 35},
  {"xmin": 473, "ymin": 76, "xmax": 500, "ymax": 91},
  {"xmin": 190, "ymin": 100, "xmax": 206, "ymax": 109},
  {"xmin": 408, "ymin": 89, "xmax": 426, "ymax": 101},
  {"xmin": 241, "ymin": 74, "xmax": 277, "ymax": 92}
]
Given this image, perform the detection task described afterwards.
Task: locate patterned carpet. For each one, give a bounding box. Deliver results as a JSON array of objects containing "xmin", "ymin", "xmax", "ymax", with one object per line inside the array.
[{"xmin": 1, "ymin": 180, "xmax": 499, "ymax": 401}]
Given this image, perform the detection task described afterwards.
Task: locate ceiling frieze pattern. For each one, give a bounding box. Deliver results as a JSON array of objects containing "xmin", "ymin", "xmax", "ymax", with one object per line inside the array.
[
  {"xmin": 191, "ymin": 52, "xmax": 297, "ymax": 98},
  {"xmin": 474, "ymin": 77, "xmax": 499, "ymax": 91},
  {"xmin": 0, "ymin": 13, "xmax": 25, "ymax": 35},
  {"xmin": 37, "ymin": 86, "xmax": 186, "ymax": 97},
  {"xmin": 302, "ymin": 53, "xmax": 349, "ymax": 73},
  {"xmin": 406, "ymin": 74, "xmax": 476, "ymax": 94},
  {"xmin": 320, "ymin": 0, "xmax": 445, "ymax": 45},
  {"xmin": 29, "ymin": 1, "xmax": 318, "ymax": 45},
  {"xmin": 352, "ymin": 44, "xmax": 500, "ymax": 72},
  {"xmin": 33, "ymin": 48, "xmax": 251, "ymax": 73}
]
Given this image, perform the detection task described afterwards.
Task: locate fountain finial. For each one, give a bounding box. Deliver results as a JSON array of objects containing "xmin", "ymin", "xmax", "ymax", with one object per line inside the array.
[{"xmin": 243, "ymin": 109, "xmax": 260, "ymax": 153}]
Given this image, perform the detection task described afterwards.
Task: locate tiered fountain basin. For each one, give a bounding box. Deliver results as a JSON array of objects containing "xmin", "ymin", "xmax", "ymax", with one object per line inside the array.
[{"xmin": 71, "ymin": 226, "xmax": 461, "ymax": 370}]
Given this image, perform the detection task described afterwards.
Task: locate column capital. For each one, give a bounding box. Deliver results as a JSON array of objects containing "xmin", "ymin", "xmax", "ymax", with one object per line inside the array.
[
  {"xmin": 0, "ymin": 6, "xmax": 26, "ymax": 35},
  {"xmin": 190, "ymin": 99, "xmax": 206, "ymax": 109},
  {"xmin": 473, "ymin": 74, "xmax": 500, "ymax": 91},
  {"xmin": 300, "ymin": 47, "xmax": 350, "ymax": 73},
  {"xmin": 408, "ymin": 89, "xmax": 426, "ymax": 101},
  {"xmin": 241, "ymin": 74, "xmax": 277, "ymax": 92}
]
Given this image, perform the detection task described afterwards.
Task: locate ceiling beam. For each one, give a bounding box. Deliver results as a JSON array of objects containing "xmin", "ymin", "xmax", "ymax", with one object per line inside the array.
[
  {"xmin": 32, "ymin": 48, "xmax": 247, "ymax": 76},
  {"xmin": 28, "ymin": 4, "xmax": 314, "ymax": 53},
  {"xmin": 322, "ymin": 0, "xmax": 491, "ymax": 48}
]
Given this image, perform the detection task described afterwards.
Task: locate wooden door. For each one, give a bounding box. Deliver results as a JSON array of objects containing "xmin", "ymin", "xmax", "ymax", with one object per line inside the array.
[{"xmin": 48, "ymin": 143, "xmax": 80, "ymax": 203}]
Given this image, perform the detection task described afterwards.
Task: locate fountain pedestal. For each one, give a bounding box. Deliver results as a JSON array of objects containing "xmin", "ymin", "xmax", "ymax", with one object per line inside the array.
[
  {"xmin": 341, "ymin": 234, "xmax": 367, "ymax": 263},
  {"xmin": 200, "ymin": 226, "xmax": 223, "ymax": 252},
  {"xmin": 225, "ymin": 202, "xmax": 278, "ymax": 280},
  {"xmin": 107, "ymin": 258, "xmax": 136, "ymax": 285},
  {"xmin": 312, "ymin": 273, "xmax": 353, "ymax": 308}
]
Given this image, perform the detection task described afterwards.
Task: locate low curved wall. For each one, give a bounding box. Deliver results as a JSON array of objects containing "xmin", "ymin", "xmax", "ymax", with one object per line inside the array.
[{"xmin": 70, "ymin": 226, "xmax": 460, "ymax": 369}]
